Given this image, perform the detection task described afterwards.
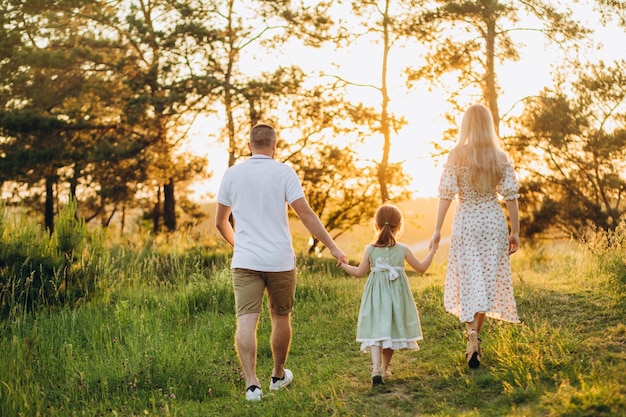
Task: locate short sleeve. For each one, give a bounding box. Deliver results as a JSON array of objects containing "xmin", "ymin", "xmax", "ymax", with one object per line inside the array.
[
  {"xmin": 285, "ymin": 167, "xmax": 305, "ymax": 205},
  {"xmin": 216, "ymin": 170, "xmax": 232, "ymax": 206},
  {"xmin": 497, "ymin": 163, "xmax": 520, "ymax": 200},
  {"xmin": 437, "ymin": 165, "xmax": 458, "ymax": 200}
]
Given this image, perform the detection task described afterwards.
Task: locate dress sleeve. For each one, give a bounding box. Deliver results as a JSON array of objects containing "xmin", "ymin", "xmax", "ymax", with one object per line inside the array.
[
  {"xmin": 437, "ymin": 165, "xmax": 458, "ymax": 200},
  {"xmin": 497, "ymin": 163, "xmax": 520, "ymax": 200}
]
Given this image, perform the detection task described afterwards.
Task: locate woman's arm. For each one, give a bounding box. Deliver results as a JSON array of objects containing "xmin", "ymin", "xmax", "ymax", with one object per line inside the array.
[
  {"xmin": 506, "ymin": 198, "xmax": 520, "ymax": 254},
  {"xmin": 430, "ymin": 198, "xmax": 452, "ymax": 249}
]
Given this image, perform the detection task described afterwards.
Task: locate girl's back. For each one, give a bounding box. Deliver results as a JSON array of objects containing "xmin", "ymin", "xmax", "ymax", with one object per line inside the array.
[{"xmin": 368, "ymin": 244, "xmax": 407, "ymax": 269}]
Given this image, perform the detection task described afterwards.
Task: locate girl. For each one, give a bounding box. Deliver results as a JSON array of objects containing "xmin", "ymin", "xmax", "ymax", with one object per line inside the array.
[
  {"xmin": 430, "ymin": 103, "xmax": 521, "ymax": 369},
  {"xmin": 340, "ymin": 204, "xmax": 436, "ymax": 386}
]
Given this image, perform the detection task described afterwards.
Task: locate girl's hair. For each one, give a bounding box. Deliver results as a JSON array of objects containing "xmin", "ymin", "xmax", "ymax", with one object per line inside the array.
[
  {"xmin": 373, "ymin": 204, "xmax": 403, "ymax": 247},
  {"xmin": 455, "ymin": 104, "xmax": 504, "ymax": 193}
]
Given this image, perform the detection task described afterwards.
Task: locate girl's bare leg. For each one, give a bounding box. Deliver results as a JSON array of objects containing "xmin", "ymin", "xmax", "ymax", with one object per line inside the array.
[
  {"xmin": 370, "ymin": 346, "xmax": 382, "ymax": 376},
  {"xmin": 370, "ymin": 346, "xmax": 384, "ymax": 385},
  {"xmin": 381, "ymin": 348, "xmax": 393, "ymax": 377}
]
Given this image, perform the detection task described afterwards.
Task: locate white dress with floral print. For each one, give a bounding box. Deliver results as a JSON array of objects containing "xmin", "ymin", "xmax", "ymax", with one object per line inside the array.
[{"xmin": 438, "ymin": 163, "xmax": 521, "ymax": 323}]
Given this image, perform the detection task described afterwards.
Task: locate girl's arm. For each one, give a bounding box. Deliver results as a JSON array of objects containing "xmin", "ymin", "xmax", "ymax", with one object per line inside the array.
[
  {"xmin": 339, "ymin": 247, "xmax": 371, "ymax": 278},
  {"xmin": 404, "ymin": 244, "xmax": 436, "ymax": 274}
]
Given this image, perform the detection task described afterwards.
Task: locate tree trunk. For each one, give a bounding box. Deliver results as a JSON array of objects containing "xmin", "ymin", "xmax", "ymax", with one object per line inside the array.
[
  {"xmin": 226, "ymin": 0, "xmax": 237, "ymax": 169},
  {"xmin": 152, "ymin": 185, "xmax": 161, "ymax": 234},
  {"xmin": 378, "ymin": 0, "xmax": 391, "ymax": 203},
  {"xmin": 45, "ymin": 176, "xmax": 55, "ymax": 233},
  {"xmin": 484, "ymin": 11, "xmax": 500, "ymax": 134},
  {"xmin": 120, "ymin": 203, "xmax": 126, "ymax": 237},
  {"xmin": 308, "ymin": 237, "xmax": 319, "ymax": 255},
  {"xmin": 163, "ymin": 178, "xmax": 176, "ymax": 231}
]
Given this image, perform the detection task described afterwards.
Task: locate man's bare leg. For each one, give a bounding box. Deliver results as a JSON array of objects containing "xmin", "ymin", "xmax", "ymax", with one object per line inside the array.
[
  {"xmin": 270, "ymin": 311, "xmax": 292, "ymax": 378},
  {"xmin": 236, "ymin": 313, "xmax": 261, "ymax": 388}
]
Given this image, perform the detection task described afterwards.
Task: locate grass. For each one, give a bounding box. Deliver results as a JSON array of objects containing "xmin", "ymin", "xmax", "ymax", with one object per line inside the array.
[{"xmin": 1, "ymin": 240, "xmax": 626, "ymax": 416}]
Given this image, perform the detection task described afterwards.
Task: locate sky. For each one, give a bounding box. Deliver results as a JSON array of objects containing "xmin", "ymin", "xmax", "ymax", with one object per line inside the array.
[{"xmin": 184, "ymin": 0, "xmax": 625, "ymax": 203}]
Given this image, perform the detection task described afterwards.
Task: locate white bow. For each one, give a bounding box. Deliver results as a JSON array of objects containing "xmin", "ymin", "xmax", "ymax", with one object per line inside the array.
[{"xmin": 371, "ymin": 258, "xmax": 404, "ymax": 281}]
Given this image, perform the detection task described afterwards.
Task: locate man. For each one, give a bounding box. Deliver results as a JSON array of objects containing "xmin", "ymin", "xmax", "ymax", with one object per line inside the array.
[{"xmin": 215, "ymin": 123, "xmax": 348, "ymax": 401}]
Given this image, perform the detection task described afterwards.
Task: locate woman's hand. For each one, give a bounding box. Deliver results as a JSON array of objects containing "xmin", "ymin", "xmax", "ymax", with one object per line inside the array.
[
  {"xmin": 508, "ymin": 233, "xmax": 520, "ymax": 255},
  {"xmin": 430, "ymin": 231, "xmax": 441, "ymax": 250}
]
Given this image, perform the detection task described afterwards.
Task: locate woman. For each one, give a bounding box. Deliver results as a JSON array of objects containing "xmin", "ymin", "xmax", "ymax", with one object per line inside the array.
[{"xmin": 430, "ymin": 103, "xmax": 521, "ymax": 369}]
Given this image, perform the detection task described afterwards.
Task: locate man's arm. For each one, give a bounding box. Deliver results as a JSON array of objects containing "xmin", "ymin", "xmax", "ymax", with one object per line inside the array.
[
  {"xmin": 215, "ymin": 203, "xmax": 235, "ymax": 247},
  {"xmin": 290, "ymin": 197, "xmax": 348, "ymax": 264}
]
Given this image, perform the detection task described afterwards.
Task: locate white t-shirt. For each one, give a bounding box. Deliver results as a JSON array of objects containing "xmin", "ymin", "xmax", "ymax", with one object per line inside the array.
[{"xmin": 217, "ymin": 154, "xmax": 305, "ymax": 271}]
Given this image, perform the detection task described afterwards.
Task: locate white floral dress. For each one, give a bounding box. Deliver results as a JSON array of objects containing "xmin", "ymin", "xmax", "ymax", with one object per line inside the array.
[
  {"xmin": 356, "ymin": 244, "xmax": 423, "ymax": 352},
  {"xmin": 438, "ymin": 163, "xmax": 521, "ymax": 323}
]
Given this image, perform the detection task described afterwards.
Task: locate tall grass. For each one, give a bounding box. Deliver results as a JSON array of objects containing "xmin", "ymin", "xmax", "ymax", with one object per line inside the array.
[{"xmin": 1, "ymin": 207, "xmax": 626, "ymax": 416}]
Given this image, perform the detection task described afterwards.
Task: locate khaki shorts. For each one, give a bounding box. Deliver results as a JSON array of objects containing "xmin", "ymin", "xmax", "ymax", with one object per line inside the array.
[{"xmin": 232, "ymin": 268, "xmax": 296, "ymax": 316}]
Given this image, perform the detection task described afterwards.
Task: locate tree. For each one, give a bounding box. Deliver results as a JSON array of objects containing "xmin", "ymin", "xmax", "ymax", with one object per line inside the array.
[
  {"xmin": 289, "ymin": 143, "xmax": 380, "ymax": 254},
  {"xmin": 276, "ymin": 84, "xmax": 409, "ymax": 254},
  {"xmin": 407, "ymin": 0, "xmax": 587, "ymax": 135},
  {"xmin": 594, "ymin": 0, "xmax": 626, "ymax": 27},
  {"xmin": 323, "ymin": 0, "xmax": 425, "ymax": 204},
  {"xmin": 102, "ymin": 0, "xmax": 215, "ymax": 233},
  {"xmin": 177, "ymin": 0, "xmax": 338, "ymax": 172},
  {"xmin": 0, "ymin": 0, "xmax": 137, "ymax": 232},
  {"xmin": 511, "ymin": 60, "xmax": 626, "ymax": 239}
]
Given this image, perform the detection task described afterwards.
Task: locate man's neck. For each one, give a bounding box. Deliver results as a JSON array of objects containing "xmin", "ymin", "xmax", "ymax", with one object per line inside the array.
[{"xmin": 251, "ymin": 150, "xmax": 274, "ymax": 158}]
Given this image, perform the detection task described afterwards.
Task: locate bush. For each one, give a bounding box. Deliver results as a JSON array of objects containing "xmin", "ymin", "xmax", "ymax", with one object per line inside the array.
[
  {"xmin": 0, "ymin": 201, "xmax": 234, "ymax": 319},
  {"xmin": 0, "ymin": 204, "xmax": 63, "ymax": 317},
  {"xmin": 585, "ymin": 221, "xmax": 626, "ymax": 301}
]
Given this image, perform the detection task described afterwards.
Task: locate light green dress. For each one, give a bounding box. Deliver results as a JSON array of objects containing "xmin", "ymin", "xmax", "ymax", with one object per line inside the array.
[{"xmin": 356, "ymin": 244, "xmax": 423, "ymax": 352}]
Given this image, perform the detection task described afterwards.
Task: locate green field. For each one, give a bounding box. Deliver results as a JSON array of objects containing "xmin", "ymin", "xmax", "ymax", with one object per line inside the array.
[{"xmin": 1, "ymin": 228, "xmax": 626, "ymax": 416}]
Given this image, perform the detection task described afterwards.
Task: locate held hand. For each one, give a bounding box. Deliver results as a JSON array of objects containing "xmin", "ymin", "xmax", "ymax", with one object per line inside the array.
[
  {"xmin": 508, "ymin": 233, "xmax": 520, "ymax": 255},
  {"xmin": 330, "ymin": 247, "xmax": 349, "ymax": 266},
  {"xmin": 429, "ymin": 231, "xmax": 441, "ymax": 250}
]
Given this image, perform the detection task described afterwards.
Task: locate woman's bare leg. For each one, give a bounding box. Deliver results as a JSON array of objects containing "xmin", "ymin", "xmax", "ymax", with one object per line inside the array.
[{"xmin": 465, "ymin": 312, "xmax": 485, "ymax": 368}]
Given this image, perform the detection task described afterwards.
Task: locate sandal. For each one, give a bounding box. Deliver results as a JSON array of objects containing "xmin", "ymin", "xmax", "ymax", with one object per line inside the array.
[{"xmin": 466, "ymin": 329, "xmax": 481, "ymax": 369}]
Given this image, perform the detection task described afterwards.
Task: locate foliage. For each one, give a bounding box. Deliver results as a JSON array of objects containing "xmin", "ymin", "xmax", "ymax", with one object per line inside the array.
[
  {"xmin": 406, "ymin": 0, "xmax": 588, "ymax": 137},
  {"xmin": 594, "ymin": 0, "xmax": 626, "ymax": 27},
  {"xmin": 291, "ymin": 143, "xmax": 379, "ymax": 253},
  {"xmin": 584, "ymin": 219, "xmax": 626, "ymax": 300},
  {"xmin": 0, "ymin": 0, "xmax": 152, "ymax": 231},
  {"xmin": 278, "ymin": 82, "xmax": 411, "ymax": 251},
  {"xmin": 511, "ymin": 60, "xmax": 626, "ymax": 239},
  {"xmin": 0, "ymin": 0, "xmax": 621, "ymax": 243},
  {"xmin": 327, "ymin": 0, "xmax": 420, "ymax": 202}
]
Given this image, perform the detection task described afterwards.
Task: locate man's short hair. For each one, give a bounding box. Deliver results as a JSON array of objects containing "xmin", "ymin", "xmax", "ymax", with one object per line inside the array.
[{"xmin": 250, "ymin": 124, "xmax": 276, "ymax": 149}]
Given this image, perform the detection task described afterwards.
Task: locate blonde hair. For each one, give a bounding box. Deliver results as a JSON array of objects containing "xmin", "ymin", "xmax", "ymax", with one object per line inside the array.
[
  {"xmin": 250, "ymin": 123, "xmax": 276, "ymax": 149},
  {"xmin": 455, "ymin": 104, "xmax": 504, "ymax": 193},
  {"xmin": 373, "ymin": 204, "xmax": 403, "ymax": 247}
]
